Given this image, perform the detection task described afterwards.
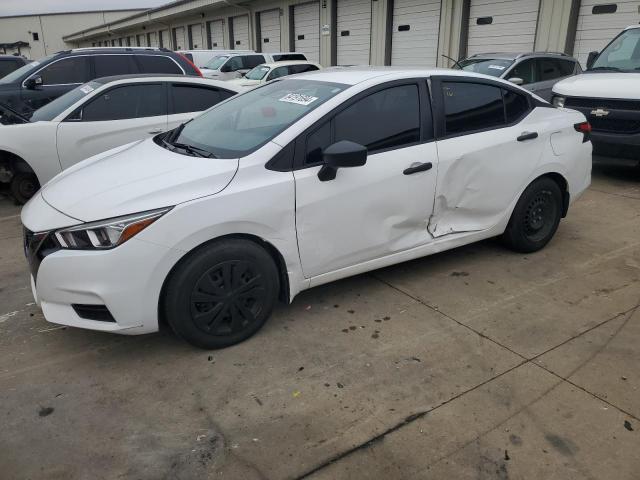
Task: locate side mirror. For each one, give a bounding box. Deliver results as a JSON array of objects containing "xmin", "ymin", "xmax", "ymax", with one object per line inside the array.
[
  {"xmin": 220, "ymin": 64, "xmax": 231, "ymax": 73},
  {"xmin": 318, "ymin": 140, "xmax": 367, "ymax": 181},
  {"xmin": 508, "ymin": 77, "xmax": 524, "ymax": 86},
  {"xmin": 25, "ymin": 76, "xmax": 42, "ymax": 90},
  {"xmin": 586, "ymin": 51, "xmax": 599, "ymax": 69}
]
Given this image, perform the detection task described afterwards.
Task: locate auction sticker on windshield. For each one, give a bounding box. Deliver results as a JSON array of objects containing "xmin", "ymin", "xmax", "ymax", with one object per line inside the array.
[
  {"xmin": 279, "ymin": 93, "xmax": 318, "ymax": 106},
  {"xmin": 488, "ymin": 65, "xmax": 506, "ymax": 71},
  {"xmin": 80, "ymin": 85, "xmax": 95, "ymax": 94}
]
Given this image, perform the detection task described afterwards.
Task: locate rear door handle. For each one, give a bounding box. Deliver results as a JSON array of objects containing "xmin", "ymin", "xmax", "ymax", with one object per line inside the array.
[
  {"xmin": 403, "ymin": 162, "xmax": 433, "ymax": 175},
  {"xmin": 517, "ymin": 131, "xmax": 538, "ymax": 142}
]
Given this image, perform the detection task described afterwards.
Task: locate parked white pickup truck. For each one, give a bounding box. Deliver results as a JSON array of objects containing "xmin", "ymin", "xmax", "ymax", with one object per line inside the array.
[{"xmin": 552, "ymin": 26, "xmax": 640, "ymax": 163}]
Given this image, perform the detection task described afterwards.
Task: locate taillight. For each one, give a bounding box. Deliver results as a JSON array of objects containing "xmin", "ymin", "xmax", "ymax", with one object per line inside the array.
[
  {"xmin": 574, "ymin": 121, "xmax": 591, "ymax": 142},
  {"xmin": 178, "ymin": 53, "xmax": 203, "ymax": 77}
]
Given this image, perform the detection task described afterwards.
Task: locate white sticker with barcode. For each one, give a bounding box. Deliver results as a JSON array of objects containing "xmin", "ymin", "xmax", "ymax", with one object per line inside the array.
[
  {"xmin": 80, "ymin": 85, "xmax": 95, "ymax": 94},
  {"xmin": 279, "ymin": 93, "xmax": 318, "ymax": 106}
]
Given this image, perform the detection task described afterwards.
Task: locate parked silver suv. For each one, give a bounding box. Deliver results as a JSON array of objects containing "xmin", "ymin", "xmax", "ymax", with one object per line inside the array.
[{"xmin": 454, "ymin": 52, "xmax": 582, "ymax": 101}]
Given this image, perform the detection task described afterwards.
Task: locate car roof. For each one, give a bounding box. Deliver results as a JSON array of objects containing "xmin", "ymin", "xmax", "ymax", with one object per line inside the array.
[
  {"xmin": 258, "ymin": 60, "xmax": 320, "ymax": 68},
  {"xmin": 90, "ymin": 74, "xmax": 244, "ymax": 91},
  {"xmin": 57, "ymin": 47, "xmax": 174, "ymax": 56},
  {"xmin": 467, "ymin": 52, "xmax": 574, "ymax": 61},
  {"xmin": 290, "ymin": 66, "xmax": 508, "ymax": 85}
]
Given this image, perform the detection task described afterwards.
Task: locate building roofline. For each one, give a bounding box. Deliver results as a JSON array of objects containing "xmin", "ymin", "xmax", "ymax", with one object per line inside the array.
[
  {"xmin": 0, "ymin": 8, "xmax": 147, "ymax": 20},
  {"xmin": 63, "ymin": 0, "xmax": 233, "ymax": 41}
]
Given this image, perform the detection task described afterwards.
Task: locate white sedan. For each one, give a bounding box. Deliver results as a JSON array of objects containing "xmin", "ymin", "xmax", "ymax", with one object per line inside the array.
[
  {"xmin": 22, "ymin": 68, "xmax": 592, "ymax": 349},
  {"xmin": 0, "ymin": 75, "xmax": 243, "ymax": 203},
  {"xmin": 228, "ymin": 61, "xmax": 322, "ymax": 88}
]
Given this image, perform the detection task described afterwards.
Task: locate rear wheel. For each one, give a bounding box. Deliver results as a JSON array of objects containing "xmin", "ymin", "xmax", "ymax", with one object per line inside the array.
[
  {"xmin": 10, "ymin": 172, "xmax": 39, "ymax": 204},
  {"xmin": 163, "ymin": 239, "xmax": 279, "ymax": 349},
  {"xmin": 502, "ymin": 177, "xmax": 563, "ymax": 253}
]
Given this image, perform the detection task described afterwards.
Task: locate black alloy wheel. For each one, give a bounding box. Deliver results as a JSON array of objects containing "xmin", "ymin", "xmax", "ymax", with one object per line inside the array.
[
  {"xmin": 502, "ymin": 177, "xmax": 563, "ymax": 253},
  {"xmin": 164, "ymin": 239, "xmax": 279, "ymax": 349},
  {"xmin": 10, "ymin": 172, "xmax": 39, "ymax": 204}
]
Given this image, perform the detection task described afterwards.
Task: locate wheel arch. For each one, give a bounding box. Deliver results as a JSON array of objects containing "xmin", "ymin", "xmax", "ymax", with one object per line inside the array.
[
  {"xmin": 157, "ymin": 233, "xmax": 291, "ymax": 326},
  {"xmin": 536, "ymin": 171, "xmax": 570, "ymax": 218},
  {"xmin": 0, "ymin": 148, "xmax": 34, "ymax": 174}
]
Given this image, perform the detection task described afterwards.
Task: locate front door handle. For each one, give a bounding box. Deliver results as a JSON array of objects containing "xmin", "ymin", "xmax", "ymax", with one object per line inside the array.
[
  {"xmin": 403, "ymin": 162, "xmax": 433, "ymax": 175},
  {"xmin": 148, "ymin": 129, "xmax": 164, "ymax": 134},
  {"xmin": 517, "ymin": 131, "xmax": 538, "ymax": 142}
]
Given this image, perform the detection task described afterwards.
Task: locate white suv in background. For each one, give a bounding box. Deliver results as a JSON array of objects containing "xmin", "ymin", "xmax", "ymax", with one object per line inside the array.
[
  {"xmin": 552, "ymin": 26, "xmax": 640, "ymax": 163},
  {"xmin": 177, "ymin": 49, "xmax": 254, "ymax": 68},
  {"xmin": 228, "ymin": 61, "xmax": 322, "ymax": 87},
  {"xmin": 201, "ymin": 52, "xmax": 307, "ymax": 80}
]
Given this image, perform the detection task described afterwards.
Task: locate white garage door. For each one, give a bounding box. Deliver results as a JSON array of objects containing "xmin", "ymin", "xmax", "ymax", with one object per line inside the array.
[
  {"xmin": 467, "ymin": 0, "xmax": 540, "ymax": 56},
  {"xmin": 573, "ymin": 1, "xmax": 640, "ymax": 67},
  {"xmin": 173, "ymin": 26, "xmax": 187, "ymax": 50},
  {"xmin": 136, "ymin": 34, "xmax": 146, "ymax": 47},
  {"xmin": 148, "ymin": 32, "xmax": 159, "ymax": 47},
  {"xmin": 391, "ymin": 0, "xmax": 441, "ymax": 66},
  {"xmin": 293, "ymin": 2, "xmax": 320, "ymax": 62},
  {"xmin": 207, "ymin": 20, "xmax": 225, "ymax": 49},
  {"xmin": 189, "ymin": 23, "xmax": 204, "ymax": 49},
  {"xmin": 232, "ymin": 15, "xmax": 250, "ymax": 49},
  {"xmin": 259, "ymin": 9, "xmax": 281, "ymax": 53},
  {"xmin": 159, "ymin": 30, "xmax": 169, "ymax": 48},
  {"xmin": 337, "ymin": 0, "xmax": 372, "ymax": 65}
]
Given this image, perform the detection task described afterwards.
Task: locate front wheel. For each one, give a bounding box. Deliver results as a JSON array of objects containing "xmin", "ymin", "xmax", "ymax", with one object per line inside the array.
[
  {"xmin": 10, "ymin": 172, "xmax": 39, "ymax": 204},
  {"xmin": 163, "ymin": 239, "xmax": 280, "ymax": 349},
  {"xmin": 502, "ymin": 177, "xmax": 563, "ymax": 253}
]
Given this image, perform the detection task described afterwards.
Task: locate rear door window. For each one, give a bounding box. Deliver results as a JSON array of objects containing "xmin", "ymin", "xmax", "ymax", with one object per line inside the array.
[
  {"xmin": 290, "ymin": 64, "xmax": 319, "ymax": 74},
  {"xmin": 80, "ymin": 84, "xmax": 166, "ymax": 121},
  {"xmin": 171, "ymin": 84, "xmax": 232, "ymax": 114},
  {"xmin": 243, "ymin": 55, "xmax": 266, "ymax": 69},
  {"xmin": 136, "ymin": 55, "xmax": 183, "ymax": 74},
  {"xmin": 38, "ymin": 56, "xmax": 90, "ymax": 85},
  {"xmin": 94, "ymin": 55, "xmax": 138, "ymax": 77},
  {"xmin": 0, "ymin": 59, "xmax": 22, "ymax": 77},
  {"xmin": 442, "ymin": 82, "xmax": 505, "ymax": 135},
  {"xmin": 441, "ymin": 81, "xmax": 531, "ymax": 136},
  {"xmin": 538, "ymin": 58, "xmax": 575, "ymax": 79}
]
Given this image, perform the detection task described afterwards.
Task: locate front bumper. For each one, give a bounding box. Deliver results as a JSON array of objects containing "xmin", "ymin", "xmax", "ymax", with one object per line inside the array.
[{"xmin": 26, "ymin": 234, "xmax": 183, "ymax": 335}]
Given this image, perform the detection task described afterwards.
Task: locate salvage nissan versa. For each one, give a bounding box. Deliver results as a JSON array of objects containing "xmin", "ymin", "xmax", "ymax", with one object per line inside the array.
[{"xmin": 22, "ymin": 68, "xmax": 592, "ymax": 349}]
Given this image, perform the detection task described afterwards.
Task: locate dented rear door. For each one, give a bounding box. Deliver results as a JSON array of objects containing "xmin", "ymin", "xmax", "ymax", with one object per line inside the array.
[{"xmin": 429, "ymin": 77, "xmax": 546, "ymax": 237}]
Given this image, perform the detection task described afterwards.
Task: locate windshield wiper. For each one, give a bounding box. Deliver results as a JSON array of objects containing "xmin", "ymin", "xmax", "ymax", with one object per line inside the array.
[
  {"xmin": 162, "ymin": 138, "xmax": 215, "ymax": 158},
  {"xmin": 588, "ymin": 66, "xmax": 621, "ymax": 71}
]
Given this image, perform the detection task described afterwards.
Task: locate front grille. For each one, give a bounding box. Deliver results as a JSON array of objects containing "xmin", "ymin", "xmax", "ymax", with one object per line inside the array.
[
  {"xmin": 564, "ymin": 97, "xmax": 640, "ymax": 111},
  {"xmin": 23, "ymin": 227, "xmax": 60, "ymax": 279},
  {"xmin": 590, "ymin": 117, "xmax": 640, "ymax": 134},
  {"xmin": 72, "ymin": 304, "xmax": 116, "ymax": 322}
]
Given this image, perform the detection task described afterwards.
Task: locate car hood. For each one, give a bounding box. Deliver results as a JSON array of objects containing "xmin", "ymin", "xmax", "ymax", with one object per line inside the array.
[
  {"xmin": 553, "ymin": 72, "xmax": 640, "ymax": 99},
  {"xmin": 200, "ymin": 68, "xmax": 221, "ymax": 78},
  {"xmin": 40, "ymin": 138, "xmax": 239, "ymax": 222}
]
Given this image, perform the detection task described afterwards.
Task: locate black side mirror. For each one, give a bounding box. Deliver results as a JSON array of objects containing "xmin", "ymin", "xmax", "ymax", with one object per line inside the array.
[
  {"xmin": 586, "ymin": 51, "xmax": 599, "ymax": 69},
  {"xmin": 318, "ymin": 140, "xmax": 367, "ymax": 181},
  {"xmin": 25, "ymin": 76, "xmax": 42, "ymax": 90}
]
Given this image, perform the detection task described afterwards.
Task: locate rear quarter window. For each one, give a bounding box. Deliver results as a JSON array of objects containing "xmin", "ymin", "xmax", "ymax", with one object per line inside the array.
[{"xmin": 136, "ymin": 55, "xmax": 183, "ymax": 74}]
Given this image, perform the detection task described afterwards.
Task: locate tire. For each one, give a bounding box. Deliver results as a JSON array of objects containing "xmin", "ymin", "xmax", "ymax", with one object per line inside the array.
[
  {"xmin": 163, "ymin": 239, "xmax": 280, "ymax": 349},
  {"xmin": 10, "ymin": 172, "xmax": 39, "ymax": 204},
  {"xmin": 502, "ymin": 177, "xmax": 563, "ymax": 253}
]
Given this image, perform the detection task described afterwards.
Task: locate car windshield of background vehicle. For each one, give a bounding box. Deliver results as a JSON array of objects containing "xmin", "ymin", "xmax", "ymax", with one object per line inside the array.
[
  {"xmin": 30, "ymin": 81, "xmax": 101, "ymax": 122},
  {"xmin": 204, "ymin": 55, "xmax": 229, "ymax": 70},
  {"xmin": 172, "ymin": 79, "xmax": 348, "ymax": 158},
  {"xmin": 458, "ymin": 58, "xmax": 514, "ymax": 77},
  {"xmin": 0, "ymin": 57, "xmax": 48, "ymax": 84},
  {"xmin": 245, "ymin": 65, "xmax": 270, "ymax": 80},
  {"xmin": 591, "ymin": 28, "xmax": 640, "ymax": 72}
]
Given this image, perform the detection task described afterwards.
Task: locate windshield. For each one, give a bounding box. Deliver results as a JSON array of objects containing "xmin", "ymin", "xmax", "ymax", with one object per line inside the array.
[
  {"xmin": 0, "ymin": 56, "xmax": 49, "ymax": 84},
  {"xmin": 204, "ymin": 55, "xmax": 229, "ymax": 70},
  {"xmin": 30, "ymin": 81, "xmax": 101, "ymax": 122},
  {"xmin": 591, "ymin": 28, "xmax": 640, "ymax": 71},
  {"xmin": 457, "ymin": 58, "xmax": 514, "ymax": 77},
  {"xmin": 170, "ymin": 79, "xmax": 348, "ymax": 158},
  {"xmin": 245, "ymin": 65, "xmax": 270, "ymax": 80}
]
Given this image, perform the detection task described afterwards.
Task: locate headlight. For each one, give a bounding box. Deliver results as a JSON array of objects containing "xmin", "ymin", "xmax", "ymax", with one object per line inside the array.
[
  {"xmin": 54, "ymin": 208, "xmax": 170, "ymax": 250},
  {"xmin": 552, "ymin": 96, "xmax": 566, "ymax": 108}
]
